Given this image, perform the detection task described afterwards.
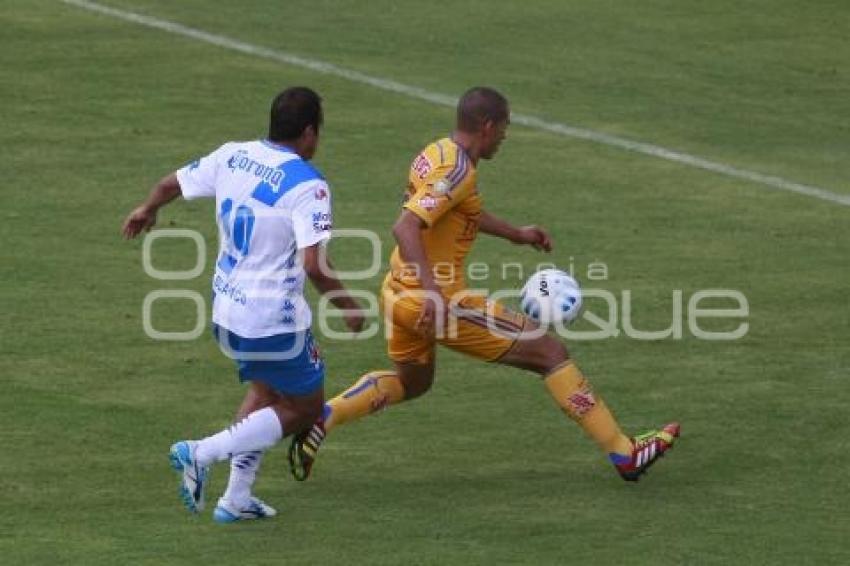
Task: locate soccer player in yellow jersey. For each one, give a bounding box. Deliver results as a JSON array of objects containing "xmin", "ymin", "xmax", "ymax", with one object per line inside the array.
[{"xmin": 290, "ymin": 87, "xmax": 679, "ymax": 482}]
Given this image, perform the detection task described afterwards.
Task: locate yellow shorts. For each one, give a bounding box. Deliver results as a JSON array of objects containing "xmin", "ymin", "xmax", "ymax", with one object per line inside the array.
[{"xmin": 382, "ymin": 275, "xmax": 528, "ymax": 365}]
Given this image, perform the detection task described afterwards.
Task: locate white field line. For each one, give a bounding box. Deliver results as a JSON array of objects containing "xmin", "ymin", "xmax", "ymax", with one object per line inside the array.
[{"xmin": 61, "ymin": 0, "xmax": 850, "ymax": 207}]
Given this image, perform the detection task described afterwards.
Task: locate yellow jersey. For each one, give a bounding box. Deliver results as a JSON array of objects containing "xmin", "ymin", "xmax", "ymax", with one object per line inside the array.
[{"xmin": 389, "ymin": 137, "xmax": 480, "ymax": 294}]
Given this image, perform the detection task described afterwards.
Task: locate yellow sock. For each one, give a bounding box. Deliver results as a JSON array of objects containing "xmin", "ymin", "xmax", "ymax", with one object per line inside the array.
[
  {"xmin": 543, "ymin": 361, "xmax": 633, "ymax": 457},
  {"xmin": 325, "ymin": 370, "xmax": 405, "ymax": 432}
]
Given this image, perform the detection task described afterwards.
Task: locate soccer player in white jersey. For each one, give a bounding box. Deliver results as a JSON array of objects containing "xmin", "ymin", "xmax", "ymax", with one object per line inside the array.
[{"xmin": 122, "ymin": 87, "xmax": 363, "ymax": 523}]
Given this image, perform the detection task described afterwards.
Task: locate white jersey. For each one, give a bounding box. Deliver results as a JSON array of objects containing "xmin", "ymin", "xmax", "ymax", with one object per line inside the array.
[{"xmin": 176, "ymin": 140, "xmax": 332, "ymax": 338}]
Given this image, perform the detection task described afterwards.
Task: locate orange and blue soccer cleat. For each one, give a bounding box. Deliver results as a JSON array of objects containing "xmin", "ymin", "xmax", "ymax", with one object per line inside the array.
[
  {"xmin": 611, "ymin": 422, "xmax": 680, "ymax": 482},
  {"xmin": 288, "ymin": 420, "xmax": 326, "ymax": 481}
]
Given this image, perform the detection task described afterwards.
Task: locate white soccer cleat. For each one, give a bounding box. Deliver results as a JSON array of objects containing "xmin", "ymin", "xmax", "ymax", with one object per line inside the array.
[
  {"xmin": 213, "ymin": 496, "xmax": 278, "ymax": 523},
  {"xmin": 169, "ymin": 440, "xmax": 209, "ymax": 513}
]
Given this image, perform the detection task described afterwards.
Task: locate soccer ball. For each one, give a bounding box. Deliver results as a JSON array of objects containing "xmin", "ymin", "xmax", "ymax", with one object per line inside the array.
[{"xmin": 520, "ymin": 269, "xmax": 582, "ymax": 325}]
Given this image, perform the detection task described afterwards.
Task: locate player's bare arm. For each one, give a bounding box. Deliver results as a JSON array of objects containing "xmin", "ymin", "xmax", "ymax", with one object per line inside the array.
[
  {"xmin": 478, "ymin": 210, "xmax": 552, "ymax": 252},
  {"xmin": 392, "ymin": 209, "xmax": 445, "ymax": 334},
  {"xmin": 303, "ymin": 244, "xmax": 365, "ymax": 333},
  {"xmin": 121, "ymin": 173, "xmax": 181, "ymax": 239}
]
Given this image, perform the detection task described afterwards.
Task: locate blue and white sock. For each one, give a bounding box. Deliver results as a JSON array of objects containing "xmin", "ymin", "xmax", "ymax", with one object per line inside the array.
[
  {"xmin": 223, "ymin": 451, "xmax": 264, "ymax": 508},
  {"xmin": 195, "ymin": 407, "xmax": 282, "ymax": 466}
]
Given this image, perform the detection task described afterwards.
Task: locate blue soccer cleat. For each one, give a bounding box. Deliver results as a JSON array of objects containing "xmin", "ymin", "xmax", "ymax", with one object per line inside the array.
[
  {"xmin": 169, "ymin": 440, "xmax": 208, "ymax": 513},
  {"xmin": 213, "ymin": 496, "xmax": 277, "ymax": 524}
]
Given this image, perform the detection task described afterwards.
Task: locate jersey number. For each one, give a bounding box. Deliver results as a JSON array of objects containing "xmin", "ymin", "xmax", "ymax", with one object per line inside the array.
[{"xmin": 220, "ymin": 198, "xmax": 255, "ymax": 256}]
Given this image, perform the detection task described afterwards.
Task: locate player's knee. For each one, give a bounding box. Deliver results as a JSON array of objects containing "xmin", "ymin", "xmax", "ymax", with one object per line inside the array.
[
  {"xmin": 533, "ymin": 335, "xmax": 570, "ymax": 375},
  {"xmin": 398, "ymin": 366, "xmax": 435, "ymax": 400},
  {"xmin": 402, "ymin": 375, "xmax": 433, "ymax": 399}
]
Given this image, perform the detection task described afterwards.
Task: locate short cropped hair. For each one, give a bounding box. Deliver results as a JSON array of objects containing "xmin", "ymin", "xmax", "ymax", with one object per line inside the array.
[
  {"xmin": 268, "ymin": 87, "xmax": 323, "ymax": 142},
  {"xmin": 456, "ymin": 87, "xmax": 509, "ymax": 133}
]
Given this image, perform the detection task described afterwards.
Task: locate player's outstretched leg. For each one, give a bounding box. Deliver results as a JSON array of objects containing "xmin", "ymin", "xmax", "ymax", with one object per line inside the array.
[
  {"xmin": 289, "ymin": 368, "xmax": 416, "ymax": 481},
  {"xmin": 501, "ymin": 335, "xmax": 680, "ymax": 481},
  {"xmin": 325, "ymin": 370, "xmax": 407, "ymax": 431},
  {"xmin": 543, "ymin": 361, "xmax": 680, "ymax": 481}
]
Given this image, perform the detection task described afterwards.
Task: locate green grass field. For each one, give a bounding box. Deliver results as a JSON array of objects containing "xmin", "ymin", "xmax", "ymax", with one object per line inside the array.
[{"xmin": 3, "ymin": 1, "xmax": 849, "ymax": 564}]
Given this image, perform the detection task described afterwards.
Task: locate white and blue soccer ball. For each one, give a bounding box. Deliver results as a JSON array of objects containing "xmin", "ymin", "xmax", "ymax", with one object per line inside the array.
[{"xmin": 520, "ymin": 269, "xmax": 582, "ymax": 325}]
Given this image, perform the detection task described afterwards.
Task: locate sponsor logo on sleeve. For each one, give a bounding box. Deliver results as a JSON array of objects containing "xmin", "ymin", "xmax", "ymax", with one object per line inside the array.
[
  {"xmin": 417, "ymin": 194, "xmax": 448, "ymax": 211},
  {"xmin": 311, "ymin": 211, "xmax": 332, "ymax": 232}
]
